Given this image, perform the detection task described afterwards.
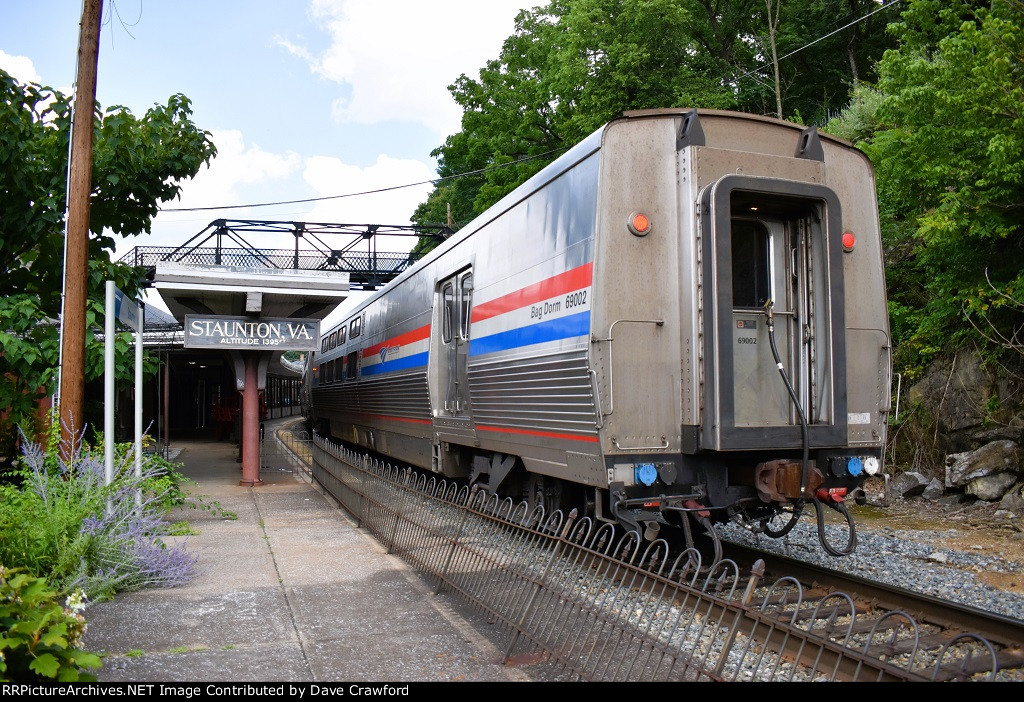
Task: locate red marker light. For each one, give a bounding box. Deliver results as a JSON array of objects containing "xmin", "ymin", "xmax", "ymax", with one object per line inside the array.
[
  {"xmin": 842, "ymin": 231, "xmax": 855, "ymax": 252},
  {"xmin": 628, "ymin": 212, "xmax": 651, "ymax": 237}
]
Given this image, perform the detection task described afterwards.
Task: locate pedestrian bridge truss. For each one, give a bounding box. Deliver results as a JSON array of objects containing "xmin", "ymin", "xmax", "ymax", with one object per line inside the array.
[{"xmin": 120, "ymin": 218, "xmax": 452, "ymax": 291}]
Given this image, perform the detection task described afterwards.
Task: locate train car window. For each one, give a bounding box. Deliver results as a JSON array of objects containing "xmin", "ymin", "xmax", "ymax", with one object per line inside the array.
[
  {"xmin": 346, "ymin": 351, "xmax": 358, "ymax": 380},
  {"xmin": 338, "ymin": 327, "xmax": 346, "ymax": 345},
  {"xmin": 323, "ymin": 359, "xmax": 332, "ymax": 384},
  {"xmin": 350, "ymin": 317, "xmax": 362, "ymax": 339},
  {"xmin": 328, "ymin": 331, "xmax": 338, "ymax": 349},
  {"xmin": 731, "ymin": 219, "xmax": 771, "ymax": 308},
  {"xmin": 442, "ymin": 282, "xmax": 455, "ymax": 344},
  {"xmin": 321, "ymin": 338, "xmax": 328, "ymax": 353},
  {"xmin": 459, "ymin": 273, "xmax": 473, "ymax": 340}
]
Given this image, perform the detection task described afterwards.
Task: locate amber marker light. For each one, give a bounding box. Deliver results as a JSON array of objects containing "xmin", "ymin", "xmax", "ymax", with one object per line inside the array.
[
  {"xmin": 841, "ymin": 230, "xmax": 855, "ymax": 252},
  {"xmin": 628, "ymin": 212, "xmax": 652, "ymax": 237}
]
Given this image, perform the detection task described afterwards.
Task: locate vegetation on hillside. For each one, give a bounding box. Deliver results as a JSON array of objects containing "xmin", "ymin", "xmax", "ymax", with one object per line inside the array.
[
  {"xmin": 414, "ymin": 0, "xmax": 1023, "ymax": 387},
  {"xmin": 412, "ymin": 0, "xmax": 895, "ymax": 232}
]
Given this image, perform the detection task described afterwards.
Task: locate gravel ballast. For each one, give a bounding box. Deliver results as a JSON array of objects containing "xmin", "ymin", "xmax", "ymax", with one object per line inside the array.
[{"xmin": 719, "ymin": 513, "xmax": 1024, "ymax": 622}]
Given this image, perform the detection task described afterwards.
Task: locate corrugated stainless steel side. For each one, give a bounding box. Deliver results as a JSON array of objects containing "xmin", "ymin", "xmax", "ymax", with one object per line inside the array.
[
  {"xmin": 311, "ymin": 383, "xmax": 358, "ymax": 415},
  {"xmin": 468, "ymin": 349, "xmax": 597, "ymax": 437},
  {"xmin": 358, "ymin": 370, "xmax": 431, "ymax": 421}
]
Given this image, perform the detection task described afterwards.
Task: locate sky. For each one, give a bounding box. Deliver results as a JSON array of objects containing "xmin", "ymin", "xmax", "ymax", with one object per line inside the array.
[{"xmin": 0, "ymin": 0, "xmax": 544, "ymax": 319}]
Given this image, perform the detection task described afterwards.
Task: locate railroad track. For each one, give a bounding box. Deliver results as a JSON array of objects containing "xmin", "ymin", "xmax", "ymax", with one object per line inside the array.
[{"xmin": 719, "ymin": 540, "xmax": 1024, "ymax": 681}]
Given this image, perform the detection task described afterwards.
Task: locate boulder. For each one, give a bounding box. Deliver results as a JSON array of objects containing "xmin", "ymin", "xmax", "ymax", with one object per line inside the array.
[
  {"xmin": 971, "ymin": 426, "xmax": 1024, "ymax": 446},
  {"xmin": 906, "ymin": 350, "xmax": 1024, "ymax": 453},
  {"xmin": 890, "ymin": 471, "xmax": 931, "ymax": 499},
  {"xmin": 937, "ymin": 493, "xmax": 972, "ymax": 507},
  {"xmin": 945, "ymin": 440, "xmax": 1021, "ymax": 488},
  {"xmin": 907, "ymin": 351, "xmax": 995, "ymax": 449},
  {"xmin": 998, "ymin": 482, "xmax": 1024, "ymax": 513},
  {"xmin": 966, "ymin": 471, "xmax": 1019, "ymax": 501},
  {"xmin": 922, "ymin": 478, "xmax": 945, "ymax": 501}
]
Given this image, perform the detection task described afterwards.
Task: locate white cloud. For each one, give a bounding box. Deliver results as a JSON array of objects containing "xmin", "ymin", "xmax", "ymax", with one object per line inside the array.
[
  {"xmin": 292, "ymin": 0, "xmax": 539, "ymax": 137},
  {"xmin": 301, "ymin": 153, "xmax": 437, "ymax": 252},
  {"xmin": 0, "ymin": 50, "xmax": 41, "ymax": 84},
  {"xmin": 121, "ymin": 129, "xmax": 304, "ymax": 254},
  {"xmin": 274, "ymin": 37, "xmax": 315, "ymax": 65},
  {"xmin": 177, "ymin": 129, "xmax": 303, "ymax": 208}
]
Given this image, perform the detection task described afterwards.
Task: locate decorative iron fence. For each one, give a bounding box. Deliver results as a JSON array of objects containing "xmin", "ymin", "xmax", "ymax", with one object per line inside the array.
[
  {"xmin": 263, "ymin": 423, "xmax": 313, "ymax": 475},
  {"xmin": 310, "ymin": 435, "xmax": 1002, "ymax": 682}
]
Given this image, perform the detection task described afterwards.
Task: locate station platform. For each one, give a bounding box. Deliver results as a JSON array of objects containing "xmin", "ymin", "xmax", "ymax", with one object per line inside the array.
[{"xmin": 80, "ymin": 418, "xmax": 527, "ymax": 683}]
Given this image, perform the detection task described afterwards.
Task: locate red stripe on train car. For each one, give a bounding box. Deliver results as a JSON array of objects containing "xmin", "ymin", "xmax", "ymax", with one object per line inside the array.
[
  {"xmin": 470, "ymin": 262, "xmax": 594, "ymax": 324},
  {"xmin": 475, "ymin": 424, "xmax": 600, "ymax": 443},
  {"xmin": 346, "ymin": 412, "xmax": 433, "ymax": 425},
  {"xmin": 361, "ymin": 324, "xmax": 431, "ymax": 358}
]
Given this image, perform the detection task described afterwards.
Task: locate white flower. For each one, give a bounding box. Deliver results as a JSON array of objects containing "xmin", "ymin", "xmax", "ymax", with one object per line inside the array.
[{"xmin": 65, "ymin": 590, "xmax": 87, "ymax": 615}]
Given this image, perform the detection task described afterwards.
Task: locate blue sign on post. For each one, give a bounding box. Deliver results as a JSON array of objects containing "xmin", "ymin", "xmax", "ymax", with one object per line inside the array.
[{"xmin": 113, "ymin": 287, "xmax": 140, "ymax": 329}]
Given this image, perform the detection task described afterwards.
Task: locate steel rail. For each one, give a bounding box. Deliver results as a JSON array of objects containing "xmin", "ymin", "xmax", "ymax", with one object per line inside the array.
[{"xmin": 724, "ymin": 540, "xmax": 1024, "ymax": 675}]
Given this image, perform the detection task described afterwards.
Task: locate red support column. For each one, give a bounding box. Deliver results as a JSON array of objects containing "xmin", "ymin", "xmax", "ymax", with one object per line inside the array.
[
  {"xmin": 239, "ymin": 352, "xmax": 263, "ymax": 486},
  {"xmin": 163, "ymin": 359, "xmax": 170, "ymax": 452}
]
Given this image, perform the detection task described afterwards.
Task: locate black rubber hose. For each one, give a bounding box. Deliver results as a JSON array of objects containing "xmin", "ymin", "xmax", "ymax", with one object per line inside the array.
[
  {"xmin": 765, "ymin": 301, "xmax": 810, "ymax": 497},
  {"xmin": 814, "ymin": 498, "xmax": 857, "ymax": 556},
  {"xmin": 762, "ymin": 301, "xmax": 809, "ymax": 535},
  {"xmin": 766, "ymin": 301, "xmax": 857, "ymax": 557}
]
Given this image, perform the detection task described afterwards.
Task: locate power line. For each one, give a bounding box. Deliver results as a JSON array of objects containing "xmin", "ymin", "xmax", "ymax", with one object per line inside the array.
[
  {"xmin": 734, "ymin": 0, "xmax": 903, "ymax": 85},
  {"xmin": 158, "ymin": 146, "xmax": 569, "ymax": 213}
]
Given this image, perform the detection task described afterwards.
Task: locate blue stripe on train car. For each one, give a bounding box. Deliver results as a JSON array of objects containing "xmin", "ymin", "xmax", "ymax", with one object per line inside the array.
[
  {"xmin": 468, "ymin": 311, "xmax": 591, "ymax": 357},
  {"xmin": 360, "ymin": 351, "xmax": 430, "ymax": 376}
]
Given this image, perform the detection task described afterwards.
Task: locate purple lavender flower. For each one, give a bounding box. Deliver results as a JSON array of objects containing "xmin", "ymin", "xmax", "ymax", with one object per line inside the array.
[{"xmin": 16, "ymin": 430, "xmax": 199, "ymax": 598}]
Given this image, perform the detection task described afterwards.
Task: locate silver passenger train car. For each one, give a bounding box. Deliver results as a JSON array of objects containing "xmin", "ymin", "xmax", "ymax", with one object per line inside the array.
[{"xmin": 307, "ymin": 109, "xmax": 891, "ymax": 556}]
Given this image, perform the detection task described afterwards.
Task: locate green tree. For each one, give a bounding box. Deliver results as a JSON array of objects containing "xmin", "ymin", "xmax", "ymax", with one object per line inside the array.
[
  {"xmin": 0, "ymin": 70, "xmax": 216, "ymax": 459},
  {"xmin": 412, "ymin": 0, "xmax": 740, "ymax": 245},
  {"xmin": 859, "ymin": 0, "xmax": 1024, "ymax": 373},
  {"xmin": 412, "ymin": 0, "xmax": 894, "ymax": 249},
  {"xmin": 738, "ymin": 0, "xmax": 899, "ymax": 122}
]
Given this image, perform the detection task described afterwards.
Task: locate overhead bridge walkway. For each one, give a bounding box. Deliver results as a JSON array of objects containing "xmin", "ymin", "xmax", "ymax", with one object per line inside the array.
[{"xmin": 121, "ymin": 218, "xmax": 452, "ymax": 291}]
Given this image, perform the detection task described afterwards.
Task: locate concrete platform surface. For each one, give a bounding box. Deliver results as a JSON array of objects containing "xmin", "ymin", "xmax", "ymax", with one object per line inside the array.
[{"xmin": 81, "ymin": 419, "xmax": 526, "ymax": 683}]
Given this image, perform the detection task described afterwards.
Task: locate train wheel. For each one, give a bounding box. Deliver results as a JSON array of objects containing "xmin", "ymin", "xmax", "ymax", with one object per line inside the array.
[{"xmin": 525, "ymin": 474, "xmax": 562, "ymax": 519}]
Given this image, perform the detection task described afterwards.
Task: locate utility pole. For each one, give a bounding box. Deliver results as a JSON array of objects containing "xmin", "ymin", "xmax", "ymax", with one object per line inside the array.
[{"xmin": 59, "ymin": 0, "xmax": 103, "ymax": 452}]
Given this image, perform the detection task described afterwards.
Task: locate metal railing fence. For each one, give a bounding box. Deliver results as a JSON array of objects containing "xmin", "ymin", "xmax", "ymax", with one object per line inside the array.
[
  {"xmin": 261, "ymin": 425, "xmax": 313, "ymax": 475},
  {"xmin": 310, "ymin": 435, "xmax": 1001, "ymax": 682}
]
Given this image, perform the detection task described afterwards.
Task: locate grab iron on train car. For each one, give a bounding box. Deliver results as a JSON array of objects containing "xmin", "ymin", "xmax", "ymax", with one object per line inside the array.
[{"xmin": 305, "ymin": 108, "xmax": 891, "ymax": 557}]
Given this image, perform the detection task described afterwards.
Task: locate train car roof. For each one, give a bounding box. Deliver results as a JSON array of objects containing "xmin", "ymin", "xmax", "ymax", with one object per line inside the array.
[{"xmin": 321, "ymin": 108, "xmax": 858, "ymax": 337}]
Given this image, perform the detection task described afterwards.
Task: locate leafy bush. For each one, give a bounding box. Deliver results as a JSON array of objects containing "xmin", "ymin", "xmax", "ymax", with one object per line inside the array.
[
  {"xmin": 0, "ymin": 567, "xmax": 101, "ymax": 682},
  {"xmin": 0, "ymin": 429, "xmax": 198, "ymax": 601}
]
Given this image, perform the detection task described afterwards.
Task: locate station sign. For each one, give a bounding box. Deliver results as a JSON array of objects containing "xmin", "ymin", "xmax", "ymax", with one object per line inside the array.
[{"xmin": 184, "ymin": 315, "xmax": 320, "ymax": 351}]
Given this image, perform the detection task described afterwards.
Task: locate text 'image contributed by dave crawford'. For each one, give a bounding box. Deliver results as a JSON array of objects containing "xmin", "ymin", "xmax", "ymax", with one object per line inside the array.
[{"xmin": 2, "ymin": 683, "xmax": 414, "ymax": 697}]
